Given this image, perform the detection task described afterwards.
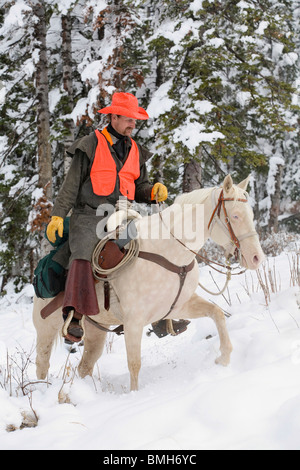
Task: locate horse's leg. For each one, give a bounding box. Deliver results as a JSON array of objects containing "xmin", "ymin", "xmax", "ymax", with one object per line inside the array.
[
  {"xmin": 33, "ymin": 301, "xmax": 63, "ymax": 380},
  {"xmin": 177, "ymin": 293, "xmax": 233, "ymax": 366},
  {"xmin": 77, "ymin": 318, "xmax": 107, "ymax": 378},
  {"xmin": 124, "ymin": 321, "xmax": 143, "ymax": 391}
]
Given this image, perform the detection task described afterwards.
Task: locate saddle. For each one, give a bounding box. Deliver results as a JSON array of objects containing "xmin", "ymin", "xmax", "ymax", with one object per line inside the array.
[
  {"xmin": 97, "ymin": 240, "xmax": 125, "ymax": 270},
  {"xmin": 98, "ymin": 219, "xmax": 138, "ymax": 270},
  {"xmin": 40, "ymin": 219, "xmax": 193, "ymax": 339}
]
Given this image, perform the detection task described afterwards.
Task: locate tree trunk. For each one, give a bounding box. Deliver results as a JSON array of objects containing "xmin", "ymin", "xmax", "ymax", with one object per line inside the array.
[
  {"xmin": 252, "ymin": 176, "xmax": 262, "ymax": 235},
  {"xmin": 151, "ymin": 153, "xmax": 164, "ymax": 183},
  {"xmin": 182, "ymin": 152, "xmax": 202, "ymax": 192},
  {"xmin": 32, "ymin": 0, "xmax": 52, "ymax": 256},
  {"xmin": 61, "ymin": 13, "xmax": 74, "ymax": 175},
  {"xmin": 33, "ymin": 0, "xmax": 52, "ymax": 201},
  {"xmin": 268, "ymin": 163, "xmax": 283, "ymax": 233}
]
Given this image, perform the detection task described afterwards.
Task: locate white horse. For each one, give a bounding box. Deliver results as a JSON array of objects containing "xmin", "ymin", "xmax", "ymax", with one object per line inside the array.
[{"xmin": 33, "ymin": 175, "xmax": 265, "ymax": 391}]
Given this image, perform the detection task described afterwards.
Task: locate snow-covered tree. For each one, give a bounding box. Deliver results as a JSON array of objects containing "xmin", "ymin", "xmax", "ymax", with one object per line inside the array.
[
  {"xmin": 0, "ymin": 0, "xmax": 43, "ymax": 289},
  {"xmin": 143, "ymin": 0, "xmax": 299, "ymax": 205},
  {"xmin": 0, "ymin": 0, "xmax": 299, "ymax": 291}
]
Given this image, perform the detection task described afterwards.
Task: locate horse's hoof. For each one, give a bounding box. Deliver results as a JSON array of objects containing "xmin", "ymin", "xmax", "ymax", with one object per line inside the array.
[
  {"xmin": 215, "ymin": 355, "xmax": 230, "ymax": 367},
  {"xmin": 36, "ymin": 368, "xmax": 48, "ymax": 380}
]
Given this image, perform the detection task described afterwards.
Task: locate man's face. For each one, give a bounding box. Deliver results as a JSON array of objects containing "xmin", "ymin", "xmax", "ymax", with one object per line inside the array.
[{"xmin": 111, "ymin": 114, "xmax": 136, "ymax": 136}]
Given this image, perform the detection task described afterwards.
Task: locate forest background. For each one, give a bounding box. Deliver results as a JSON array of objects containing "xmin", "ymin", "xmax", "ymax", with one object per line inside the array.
[{"xmin": 0, "ymin": 0, "xmax": 299, "ymax": 293}]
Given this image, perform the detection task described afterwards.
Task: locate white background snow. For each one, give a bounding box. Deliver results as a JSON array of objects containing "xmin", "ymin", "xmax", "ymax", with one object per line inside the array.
[
  {"xmin": 0, "ymin": 246, "xmax": 299, "ymax": 450},
  {"xmin": 0, "ymin": 0, "xmax": 299, "ymax": 453}
]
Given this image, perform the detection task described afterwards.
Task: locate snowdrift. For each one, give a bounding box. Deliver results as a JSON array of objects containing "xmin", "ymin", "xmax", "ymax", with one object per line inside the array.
[{"xmin": 0, "ymin": 249, "xmax": 299, "ymax": 450}]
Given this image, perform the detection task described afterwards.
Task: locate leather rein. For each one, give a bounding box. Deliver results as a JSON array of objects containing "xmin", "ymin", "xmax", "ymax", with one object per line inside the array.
[
  {"xmin": 208, "ymin": 189, "xmax": 247, "ymax": 257},
  {"xmin": 157, "ymin": 188, "xmax": 255, "ymax": 274},
  {"xmin": 207, "ymin": 188, "xmax": 258, "ymax": 263},
  {"xmin": 41, "ymin": 189, "xmax": 257, "ymax": 335},
  {"xmin": 128, "ymin": 190, "xmax": 256, "ymax": 320},
  {"xmin": 81, "ymin": 190, "xmax": 259, "ymax": 335}
]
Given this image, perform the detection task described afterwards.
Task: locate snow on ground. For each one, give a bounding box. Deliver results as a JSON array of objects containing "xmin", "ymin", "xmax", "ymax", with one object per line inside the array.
[{"xmin": 0, "ymin": 249, "xmax": 299, "ymax": 450}]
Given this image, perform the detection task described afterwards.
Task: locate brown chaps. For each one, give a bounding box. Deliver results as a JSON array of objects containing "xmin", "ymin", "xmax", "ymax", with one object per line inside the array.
[{"xmin": 62, "ymin": 259, "xmax": 99, "ymax": 317}]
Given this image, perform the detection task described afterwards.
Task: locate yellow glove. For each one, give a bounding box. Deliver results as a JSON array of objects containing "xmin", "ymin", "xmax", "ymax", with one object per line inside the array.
[
  {"xmin": 46, "ymin": 216, "xmax": 64, "ymax": 243},
  {"xmin": 151, "ymin": 183, "xmax": 168, "ymax": 202}
]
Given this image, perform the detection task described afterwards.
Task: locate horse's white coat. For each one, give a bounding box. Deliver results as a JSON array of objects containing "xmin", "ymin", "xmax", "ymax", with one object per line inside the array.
[{"xmin": 33, "ymin": 175, "xmax": 264, "ymax": 391}]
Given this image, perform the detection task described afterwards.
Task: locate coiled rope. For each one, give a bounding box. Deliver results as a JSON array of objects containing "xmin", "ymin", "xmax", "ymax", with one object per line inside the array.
[
  {"xmin": 92, "ymin": 199, "xmax": 235, "ymax": 296},
  {"xmin": 91, "ymin": 234, "xmax": 140, "ymax": 281},
  {"xmin": 91, "ymin": 199, "xmax": 140, "ymax": 281}
]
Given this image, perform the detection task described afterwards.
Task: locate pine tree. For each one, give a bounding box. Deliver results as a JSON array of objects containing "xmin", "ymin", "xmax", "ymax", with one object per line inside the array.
[
  {"xmin": 32, "ymin": 0, "xmax": 52, "ymax": 201},
  {"xmin": 0, "ymin": 0, "xmax": 75, "ymax": 288},
  {"xmin": 275, "ymin": 0, "xmax": 300, "ymax": 233},
  {"xmin": 0, "ymin": 0, "xmax": 299, "ymax": 292},
  {"xmin": 61, "ymin": 11, "xmax": 75, "ymax": 174},
  {"xmin": 143, "ymin": 0, "xmax": 299, "ymax": 213},
  {"xmin": 0, "ymin": 0, "xmax": 42, "ymax": 290}
]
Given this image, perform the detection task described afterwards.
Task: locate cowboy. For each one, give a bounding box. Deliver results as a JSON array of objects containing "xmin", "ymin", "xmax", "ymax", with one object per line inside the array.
[{"xmin": 46, "ymin": 92, "xmax": 168, "ymax": 342}]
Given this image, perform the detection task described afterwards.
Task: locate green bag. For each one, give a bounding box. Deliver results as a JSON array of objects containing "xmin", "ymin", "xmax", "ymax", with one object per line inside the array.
[
  {"xmin": 33, "ymin": 218, "xmax": 70, "ymax": 299},
  {"xmin": 33, "ymin": 250, "xmax": 66, "ymax": 298}
]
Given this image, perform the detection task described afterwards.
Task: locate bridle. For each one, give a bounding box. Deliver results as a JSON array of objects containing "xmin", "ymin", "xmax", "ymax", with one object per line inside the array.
[
  {"xmin": 157, "ymin": 187, "xmax": 258, "ymax": 268},
  {"xmin": 156, "ymin": 187, "xmax": 259, "ymax": 296},
  {"xmin": 207, "ymin": 188, "xmax": 258, "ymax": 262}
]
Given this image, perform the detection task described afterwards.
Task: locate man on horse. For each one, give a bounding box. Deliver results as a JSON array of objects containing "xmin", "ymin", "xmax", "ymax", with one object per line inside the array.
[{"xmin": 46, "ymin": 92, "xmax": 171, "ymax": 342}]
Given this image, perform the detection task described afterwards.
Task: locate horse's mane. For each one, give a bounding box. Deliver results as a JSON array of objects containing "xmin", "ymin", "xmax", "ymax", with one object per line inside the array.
[
  {"xmin": 174, "ymin": 185, "xmax": 247, "ymax": 206},
  {"xmin": 174, "ymin": 187, "xmax": 215, "ymax": 206}
]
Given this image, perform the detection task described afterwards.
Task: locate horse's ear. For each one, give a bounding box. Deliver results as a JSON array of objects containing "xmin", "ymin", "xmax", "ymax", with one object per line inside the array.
[
  {"xmin": 237, "ymin": 174, "xmax": 251, "ymax": 191},
  {"xmin": 223, "ymin": 174, "xmax": 233, "ymax": 193}
]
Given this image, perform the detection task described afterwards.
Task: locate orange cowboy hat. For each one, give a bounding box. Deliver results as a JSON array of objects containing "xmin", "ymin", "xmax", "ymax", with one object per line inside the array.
[{"xmin": 98, "ymin": 92, "xmax": 149, "ymax": 120}]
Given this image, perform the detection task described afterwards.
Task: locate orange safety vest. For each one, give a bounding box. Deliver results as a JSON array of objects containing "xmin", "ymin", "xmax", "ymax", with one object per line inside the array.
[{"xmin": 90, "ymin": 128, "xmax": 140, "ymax": 200}]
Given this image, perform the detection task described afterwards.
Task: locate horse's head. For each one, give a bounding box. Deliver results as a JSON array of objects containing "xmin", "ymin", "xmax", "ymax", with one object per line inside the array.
[{"xmin": 209, "ymin": 174, "xmax": 265, "ymax": 270}]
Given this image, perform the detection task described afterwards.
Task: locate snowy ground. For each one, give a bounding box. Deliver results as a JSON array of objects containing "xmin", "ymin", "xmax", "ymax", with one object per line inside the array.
[{"xmin": 0, "ymin": 248, "xmax": 299, "ymax": 450}]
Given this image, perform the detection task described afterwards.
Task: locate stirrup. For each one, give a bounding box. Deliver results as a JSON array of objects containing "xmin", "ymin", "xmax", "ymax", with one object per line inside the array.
[
  {"xmin": 62, "ymin": 310, "xmax": 85, "ymax": 343},
  {"xmin": 146, "ymin": 319, "xmax": 190, "ymax": 338}
]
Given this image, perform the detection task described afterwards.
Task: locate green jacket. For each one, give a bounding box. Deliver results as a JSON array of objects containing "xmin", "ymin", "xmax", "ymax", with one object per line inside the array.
[{"xmin": 52, "ymin": 130, "xmax": 153, "ymax": 269}]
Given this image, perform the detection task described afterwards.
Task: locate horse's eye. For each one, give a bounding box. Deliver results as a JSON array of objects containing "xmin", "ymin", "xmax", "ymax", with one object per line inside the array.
[{"xmin": 232, "ymin": 215, "xmax": 239, "ymax": 220}]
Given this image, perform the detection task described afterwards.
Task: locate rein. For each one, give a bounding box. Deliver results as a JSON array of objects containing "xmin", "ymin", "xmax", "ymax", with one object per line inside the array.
[
  {"xmin": 208, "ymin": 189, "xmax": 247, "ymax": 252},
  {"xmin": 156, "ymin": 187, "xmax": 258, "ymax": 296},
  {"xmin": 40, "ymin": 189, "xmax": 256, "ymax": 331}
]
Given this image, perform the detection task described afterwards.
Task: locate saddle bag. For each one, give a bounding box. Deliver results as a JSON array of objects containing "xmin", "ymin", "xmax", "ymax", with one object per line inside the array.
[
  {"xmin": 33, "ymin": 250, "xmax": 66, "ymax": 299},
  {"xmin": 33, "ymin": 218, "xmax": 70, "ymax": 299}
]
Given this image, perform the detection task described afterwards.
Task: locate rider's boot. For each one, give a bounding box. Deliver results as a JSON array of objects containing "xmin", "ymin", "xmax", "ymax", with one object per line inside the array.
[
  {"xmin": 149, "ymin": 319, "xmax": 190, "ymax": 338},
  {"xmin": 62, "ymin": 309, "xmax": 84, "ymax": 343}
]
